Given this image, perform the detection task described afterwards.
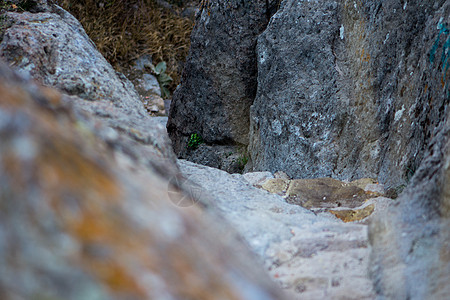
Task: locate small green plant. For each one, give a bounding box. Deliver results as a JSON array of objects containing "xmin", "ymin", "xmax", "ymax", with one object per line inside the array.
[
  {"xmin": 237, "ymin": 153, "xmax": 249, "ymax": 172},
  {"xmin": 236, "ymin": 145, "xmax": 249, "ymax": 172},
  {"xmin": 149, "ymin": 61, "xmax": 173, "ymax": 99},
  {"xmin": 187, "ymin": 133, "xmax": 203, "ymax": 150}
]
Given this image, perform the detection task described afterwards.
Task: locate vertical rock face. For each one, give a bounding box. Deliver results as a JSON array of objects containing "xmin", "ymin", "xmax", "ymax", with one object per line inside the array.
[
  {"xmin": 249, "ymin": 0, "xmax": 343, "ymax": 179},
  {"xmin": 369, "ymin": 112, "xmax": 450, "ymax": 299},
  {"xmin": 167, "ymin": 0, "xmax": 279, "ymax": 154},
  {"xmin": 249, "ymin": 0, "xmax": 450, "ymax": 188}
]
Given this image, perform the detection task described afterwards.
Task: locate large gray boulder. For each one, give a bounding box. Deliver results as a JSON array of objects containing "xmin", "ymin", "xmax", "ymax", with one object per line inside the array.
[
  {"xmin": 249, "ymin": 0, "xmax": 450, "ymax": 189},
  {"xmin": 249, "ymin": 0, "xmax": 342, "ymax": 179},
  {"xmin": 167, "ymin": 0, "xmax": 280, "ymax": 155}
]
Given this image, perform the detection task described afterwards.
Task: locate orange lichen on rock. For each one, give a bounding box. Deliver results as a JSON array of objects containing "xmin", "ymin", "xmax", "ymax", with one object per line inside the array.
[
  {"xmin": 0, "ymin": 69, "xmax": 286, "ymax": 300},
  {"xmin": 329, "ymin": 204, "xmax": 375, "ymax": 222},
  {"xmin": 0, "ymin": 81, "xmax": 148, "ymax": 298},
  {"xmin": 360, "ymin": 48, "xmax": 371, "ymax": 63}
]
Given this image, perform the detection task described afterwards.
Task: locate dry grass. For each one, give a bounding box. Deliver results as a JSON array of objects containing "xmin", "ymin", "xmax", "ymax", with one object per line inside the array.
[{"xmin": 55, "ymin": 0, "xmax": 194, "ymax": 92}]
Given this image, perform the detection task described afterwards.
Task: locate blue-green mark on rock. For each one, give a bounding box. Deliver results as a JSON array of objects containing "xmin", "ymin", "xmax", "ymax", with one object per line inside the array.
[{"xmin": 429, "ymin": 22, "xmax": 449, "ymax": 67}]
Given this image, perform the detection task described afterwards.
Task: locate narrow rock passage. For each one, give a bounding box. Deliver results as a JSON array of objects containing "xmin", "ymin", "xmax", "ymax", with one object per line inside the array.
[{"xmin": 178, "ymin": 160, "xmax": 378, "ymax": 299}]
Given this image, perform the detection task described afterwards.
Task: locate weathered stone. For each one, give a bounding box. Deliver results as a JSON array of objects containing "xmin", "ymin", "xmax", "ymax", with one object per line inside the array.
[
  {"xmin": 369, "ymin": 110, "xmax": 450, "ymax": 298},
  {"xmin": 0, "ymin": 3, "xmax": 177, "ymax": 172},
  {"xmin": 167, "ymin": 0, "xmax": 280, "ymax": 156},
  {"xmin": 329, "ymin": 197, "xmax": 393, "ymax": 224},
  {"xmin": 285, "ymin": 178, "xmax": 370, "ymax": 209},
  {"xmin": 349, "ymin": 178, "xmax": 378, "ymax": 190},
  {"xmin": 0, "ymin": 6, "xmax": 145, "ymax": 117},
  {"xmin": 330, "ymin": 204, "xmax": 375, "ymax": 223},
  {"xmin": 332, "ymin": 196, "xmax": 392, "ymax": 224},
  {"xmin": 266, "ymin": 223, "xmax": 375, "ymax": 300},
  {"xmin": 248, "ymin": 0, "xmax": 450, "ymax": 190},
  {"xmin": 66, "ymin": 95, "xmax": 178, "ymax": 176},
  {"xmin": 182, "ymin": 144, "xmax": 247, "ymax": 174},
  {"xmin": 257, "ymin": 176, "xmax": 389, "ymax": 223},
  {"xmin": 128, "ymin": 55, "xmax": 162, "ymax": 99},
  {"xmin": 273, "ymin": 171, "xmax": 290, "ymax": 180},
  {"xmin": 0, "ymin": 5, "xmax": 289, "ymax": 297},
  {"xmin": 139, "ymin": 74, "xmax": 161, "ymax": 96},
  {"xmin": 178, "ymin": 160, "xmax": 376, "ymax": 299},
  {"xmin": 260, "ymin": 178, "xmax": 290, "ymax": 195},
  {"xmin": 0, "ymin": 59, "xmax": 287, "ymax": 300},
  {"xmin": 364, "ymin": 183, "xmax": 385, "ymax": 196},
  {"xmin": 248, "ymin": 0, "xmax": 343, "ymax": 179},
  {"xmin": 143, "ymin": 94, "xmax": 166, "ymax": 116},
  {"xmin": 243, "ymin": 171, "xmax": 274, "ymax": 188}
]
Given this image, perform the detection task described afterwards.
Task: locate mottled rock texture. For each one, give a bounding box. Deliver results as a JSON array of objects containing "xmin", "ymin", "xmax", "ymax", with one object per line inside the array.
[
  {"xmin": 258, "ymin": 176, "xmax": 389, "ymax": 223},
  {"xmin": 0, "ymin": 4, "xmax": 287, "ymax": 299},
  {"xmin": 249, "ymin": 0, "xmax": 450, "ymax": 189},
  {"xmin": 0, "ymin": 62, "xmax": 286, "ymax": 300},
  {"xmin": 0, "ymin": 3, "xmax": 144, "ymax": 116},
  {"xmin": 179, "ymin": 160, "xmax": 377, "ymax": 299},
  {"xmin": 167, "ymin": 0, "xmax": 280, "ymax": 155},
  {"xmin": 369, "ymin": 109, "xmax": 450, "ymax": 299},
  {"xmin": 184, "ymin": 144, "xmax": 246, "ymax": 173},
  {"xmin": 0, "ymin": 1, "xmax": 177, "ymax": 172},
  {"xmin": 169, "ymin": 1, "xmax": 450, "ymax": 297}
]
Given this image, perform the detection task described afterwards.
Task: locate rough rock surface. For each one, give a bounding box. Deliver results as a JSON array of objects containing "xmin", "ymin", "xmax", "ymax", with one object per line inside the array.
[
  {"xmin": 369, "ymin": 108, "xmax": 450, "ymax": 299},
  {"xmin": 179, "ymin": 160, "xmax": 378, "ymax": 299},
  {"xmin": 257, "ymin": 176, "xmax": 389, "ymax": 223},
  {"xmin": 2, "ymin": 1, "xmax": 449, "ymax": 299},
  {"xmin": 249, "ymin": 0, "xmax": 450, "ymax": 189},
  {"xmin": 256, "ymin": 175, "xmax": 389, "ymax": 223},
  {"xmin": 0, "ymin": 61, "xmax": 287, "ymax": 300},
  {"xmin": 0, "ymin": 4, "xmax": 145, "ymax": 116},
  {"xmin": 0, "ymin": 3, "xmax": 291, "ymax": 299},
  {"xmin": 182, "ymin": 143, "xmax": 248, "ymax": 174},
  {"xmin": 167, "ymin": 0, "xmax": 280, "ymax": 155},
  {"xmin": 0, "ymin": 2, "xmax": 176, "ymax": 172}
]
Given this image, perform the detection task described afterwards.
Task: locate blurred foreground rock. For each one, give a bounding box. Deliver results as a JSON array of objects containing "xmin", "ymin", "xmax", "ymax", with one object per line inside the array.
[
  {"xmin": 0, "ymin": 2, "xmax": 287, "ymax": 299},
  {"xmin": 0, "ymin": 0, "xmax": 177, "ymax": 176},
  {"xmin": 0, "ymin": 59, "xmax": 286, "ymax": 300}
]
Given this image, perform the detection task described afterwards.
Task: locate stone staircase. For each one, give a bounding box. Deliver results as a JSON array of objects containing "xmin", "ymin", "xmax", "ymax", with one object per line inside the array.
[{"xmin": 178, "ymin": 160, "xmax": 394, "ymax": 299}]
